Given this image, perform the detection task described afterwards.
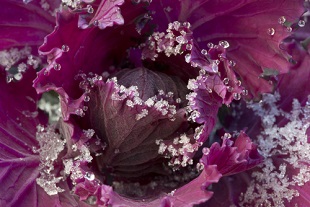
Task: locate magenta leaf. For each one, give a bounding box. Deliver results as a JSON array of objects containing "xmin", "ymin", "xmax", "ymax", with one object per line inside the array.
[
  {"xmin": 0, "ymin": 67, "xmax": 89, "ymax": 206},
  {"xmin": 149, "ymin": 0, "xmax": 305, "ymax": 97},
  {"xmin": 201, "ymin": 131, "xmax": 263, "ymax": 176},
  {"xmin": 0, "ymin": 0, "xmax": 59, "ymax": 50}
]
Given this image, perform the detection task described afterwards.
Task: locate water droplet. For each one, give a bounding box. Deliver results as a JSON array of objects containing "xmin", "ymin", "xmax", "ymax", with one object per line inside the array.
[
  {"xmin": 227, "ymin": 86, "xmax": 233, "ymax": 92},
  {"xmin": 83, "ymin": 106, "xmax": 88, "ymax": 111},
  {"xmin": 298, "ymin": 20, "xmax": 305, "ymax": 27},
  {"xmin": 186, "ymin": 44, "xmax": 192, "ymax": 50},
  {"xmin": 6, "ymin": 75, "xmax": 13, "ymax": 83},
  {"xmin": 242, "ymin": 89, "xmax": 248, "ymax": 96},
  {"xmin": 84, "ymin": 96, "xmax": 90, "ymax": 102},
  {"xmin": 185, "ymin": 54, "xmax": 191, "ymax": 63},
  {"xmin": 84, "ymin": 172, "xmax": 95, "ymax": 181},
  {"xmin": 183, "ymin": 22, "xmax": 191, "ymax": 28},
  {"xmin": 201, "ymin": 49, "xmax": 208, "ymax": 56},
  {"xmin": 207, "ymin": 42, "xmax": 214, "ymax": 48},
  {"xmin": 14, "ymin": 73, "xmax": 23, "ymax": 81},
  {"xmin": 44, "ymin": 70, "xmax": 50, "ymax": 76},
  {"xmin": 278, "ymin": 16, "xmax": 286, "ymax": 25},
  {"xmin": 212, "ymin": 62, "xmax": 218, "ymax": 72},
  {"xmin": 223, "ymin": 132, "xmax": 232, "ymax": 139},
  {"xmin": 233, "ymin": 93, "xmax": 241, "ymax": 100},
  {"xmin": 61, "ymin": 45, "xmax": 69, "ymax": 52},
  {"xmin": 173, "ymin": 21, "xmax": 181, "ymax": 30},
  {"xmin": 287, "ymin": 27, "xmax": 292, "ymax": 32},
  {"xmin": 23, "ymin": 0, "xmax": 33, "ymax": 4},
  {"xmin": 202, "ymin": 147, "xmax": 210, "ymax": 155},
  {"xmin": 196, "ymin": 163, "xmax": 204, "ymax": 171},
  {"xmin": 32, "ymin": 146, "xmax": 38, "ymax": 153},
  {"xmin": 72, "ymin": 144, "xmax": 77, "ymax": 151},
  {"xmin": 176, "ymin": 36, "xmax": 185, "ymax": 44},
  {"xmin": 75, "ymin": 109, "xmax": 85, "ymax": 117},
  {"xmin": 87, "ymin": 5, "xmax": 94, "ymax": 14},
  {"xmin": 219, "ymin": 40, "xmax": 230, "ymax": 48},
  {"xmin": 218, "ymin": 54, "xmax": 225, "ymax": 61},
  {"xmin": 93, "ymin": 20, "xmax": 99, "ymax": 26},
  {"xmin": 223, "ymin": 78, "xmax": 229, "ymax": 85},
  {"xmin": 53, "ymin": 63, "xmax": 61, "ymax": 71},
  {"xmin": 164, "ymin": 6, "xmax": 172, "ymax": 12},
  {"xmin": 199, "ymin": 69, "xmax": 206, "ymax": 76},
  {"xmin": 235, "ymin": 80, "xmax": 241, "ymax": 86},
  {"xmin": 79, "ymin": 81, "xmax": 88, "ymax": 90},
  {"xmin": 267, "ymin": 28, "xmax": 275, "ymax": 36},
  {"xmin": 229, "ymin": 60, "xmax": 236, "ymax": 67},
  {"xmin": 191, "ymin": 62, "xmax": 198, "ymax": 67}
]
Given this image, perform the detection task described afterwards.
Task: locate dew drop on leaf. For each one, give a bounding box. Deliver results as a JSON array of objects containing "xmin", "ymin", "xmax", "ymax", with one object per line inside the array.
[
  {"xmin": 84, "ymin": 172, "xmax": 95, "ymax": 181},
  {"xmin": 219, "ymin": 40, "xmax": 230, "ymax": 48},
  {"xmin": 61, "ymin": 45, "xmax": 70, "ymax": 52},
  {"xmin": 53, "ymin": 63, "xmax": 61, "ymax": 71},
  {"xmin": 267, "ymin": 28, "xmax": 275, "ymax": 36},
  {"xmin": 298, "ymin": 20, "xmax": 305, "ymax": 27},
  {"xmin": 278, "ymin": 16, "xmax": 286, "ymax": 25}
]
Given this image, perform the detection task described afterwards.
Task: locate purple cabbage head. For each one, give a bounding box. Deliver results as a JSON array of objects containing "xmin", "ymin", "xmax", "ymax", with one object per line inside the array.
[{"xmin": 0, "ymin": 0, "xmax": 308, "ymax": 207}]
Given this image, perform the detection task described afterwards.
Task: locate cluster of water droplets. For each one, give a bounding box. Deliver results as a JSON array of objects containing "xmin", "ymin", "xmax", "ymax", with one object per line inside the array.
[
  {"xmin": 141, "ymin": 20, "xmax": 247, "ymax": 103},
  {"xmin": 73, "ymin": 72, "xmax": 104, "ymax": 117},
  {"xmin": 108, "ymin": 77, "xmax": 181, "ymax": 120},
  {"xmin": 0, "ymin": 46, "xmax": 41, "ymax": 83},
  {"xmin": 156, "ymin": 129, "xmax": 204, "ymax": 170},
  {"xmin": 63, "ymin": 0, "xmax": 95, "ymax": 14},
  {"xmin": 61, "ymin": 128, "xmax": 103, "ymax": 187},
  {"xmin": 214, "ymin": 43, "xmax": 248, "ymax": 101},
  {"xmin": 201, "ymin": 40, "xmax": 231, "ymax": 72},
  {"xmin": 74, "ymin": 70, "xmax": 184, "ymax": 122},
  {"xmin": 267, "ymin": 15, "xmax": 307, "ymax": 37},
  {"xmin": 77, "ymin": 0, "xmax": 124, "ymax": 29},
  {"xmin": 142, "ymin": 21, "xmax": 193, "ymax": 61},
  {"xmin": 42, "ymin": 44, "xmax": 70, "ymax": 76},
  {"xmin": 61, "ymin": 0, "xmax": 84, "ymax": 9},
  {"xmin": 187, "ymin": 73, "xmax": 245, "ymax": 113}
]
